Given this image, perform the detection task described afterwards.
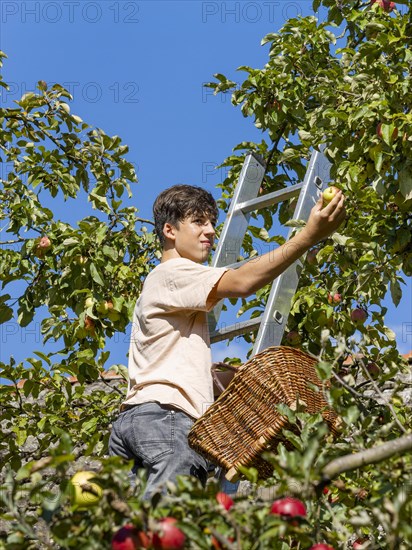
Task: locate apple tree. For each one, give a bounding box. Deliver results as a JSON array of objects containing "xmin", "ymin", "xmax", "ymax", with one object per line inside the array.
[
  {"xmin": 1, "ymin": 0, "xmax": 412, "ymax": 548},
  {"xmin": 202, "ymin": 0, "xmax": 412, "ymax": 547},
  {"xmin": 0, "ymin": 48, "xmax": 160, "ymax": 546}
]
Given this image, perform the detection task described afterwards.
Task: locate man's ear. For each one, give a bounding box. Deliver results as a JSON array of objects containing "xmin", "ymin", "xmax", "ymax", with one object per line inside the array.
[{"xmin": 163, "ymin": 222, "xmax": 177, "ymax": 242}]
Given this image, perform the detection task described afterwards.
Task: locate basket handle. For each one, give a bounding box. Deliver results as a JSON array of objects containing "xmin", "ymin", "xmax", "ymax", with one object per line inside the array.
[{"xmin": 211, "ymin": 362, "xmax": 239, "ymax": 394}]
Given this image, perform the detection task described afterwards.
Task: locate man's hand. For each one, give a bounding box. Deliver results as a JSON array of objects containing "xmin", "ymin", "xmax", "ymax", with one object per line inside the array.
[{"xmin": 303, "ymin": 189, "xmax": 346, "ymax": 245}]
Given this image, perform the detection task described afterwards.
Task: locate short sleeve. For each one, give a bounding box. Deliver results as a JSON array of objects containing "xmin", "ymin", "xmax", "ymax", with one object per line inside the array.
[{"xmin": 164, "ymin": 259, "xmax": 229, "ymax": 312}]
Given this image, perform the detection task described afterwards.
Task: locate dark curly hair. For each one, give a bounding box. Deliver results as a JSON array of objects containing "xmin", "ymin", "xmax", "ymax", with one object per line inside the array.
[{"xmin": 153, "ymin": 185, "xmax": 218, "ymax": 247}]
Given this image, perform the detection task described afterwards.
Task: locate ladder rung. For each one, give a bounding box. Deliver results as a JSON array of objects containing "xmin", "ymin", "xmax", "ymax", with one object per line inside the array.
[
  {"xmin": 236, "ymin": 183, "xmax": 304, "ymax": 214},
  {"xmin": 210, "ymin": 316, "xmax": 262, "ymax": 344}
]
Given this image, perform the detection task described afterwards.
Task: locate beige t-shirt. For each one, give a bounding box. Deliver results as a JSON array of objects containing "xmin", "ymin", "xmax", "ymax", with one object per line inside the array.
[{"xmin": 121, "ymin": 258, "xmax": 230, "ymax": 419}]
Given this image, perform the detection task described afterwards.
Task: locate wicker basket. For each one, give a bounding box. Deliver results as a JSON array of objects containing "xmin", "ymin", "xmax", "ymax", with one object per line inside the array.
[{"xmin": 188, "ymin": 346, "xmax": 340, "ymax": 481}]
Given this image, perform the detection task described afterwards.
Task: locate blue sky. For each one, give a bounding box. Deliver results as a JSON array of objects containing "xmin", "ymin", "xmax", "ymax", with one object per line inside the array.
[{"xmin": 0, "ymin": 0, "xmax": 411, "ymax": 371}]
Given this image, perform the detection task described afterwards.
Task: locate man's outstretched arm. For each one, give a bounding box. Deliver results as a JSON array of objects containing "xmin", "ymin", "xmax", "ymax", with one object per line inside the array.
[{"xmin": 209, "ymin": 190, "xmax": 346, "ymax": 300}]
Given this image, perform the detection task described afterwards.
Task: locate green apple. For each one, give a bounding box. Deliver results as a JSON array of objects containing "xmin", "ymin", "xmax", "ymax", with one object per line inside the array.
[
  {"xmin": 316, "ymin": 310, "xmax": 334, "ymax": 328},
  {"xmin": 70, "ymin": 471, "xmax": 102, "ymax": 508},
  {"xmin": 96, "ymin": 300, "xmax": 110, "ymax": 315},
  {"xmin": 85, "ymin": 297, "xmax": 94, "ymax": 309},
  {"xmin": 108, "ymin": 309, "xmax": 121, "ymax": 322},
  {"xmin": 322, "ymin": 186, "xmax": 340, "ymax": 207}
]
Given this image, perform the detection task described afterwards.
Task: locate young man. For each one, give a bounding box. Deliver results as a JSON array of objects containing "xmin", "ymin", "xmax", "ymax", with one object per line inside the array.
[{"xmin": 109, "ymin": 184, "xmax": 345, "ymax": 498}]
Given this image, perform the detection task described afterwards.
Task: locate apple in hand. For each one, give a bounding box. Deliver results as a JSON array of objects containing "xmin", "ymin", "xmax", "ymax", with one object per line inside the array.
[
  {"xmin": 70, "ymin": 471, "xmax": 102, "ymax": 508},
  {"xmin": 152, "ymin": 518, "xmax": 186, "ymax": 550},
  {"xmin": 322, "ymin": 186, "xmax": 340, "ymax": 207}
]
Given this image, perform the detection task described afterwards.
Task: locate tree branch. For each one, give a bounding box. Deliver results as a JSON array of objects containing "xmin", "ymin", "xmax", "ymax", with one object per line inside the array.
[{"xmin": 321, "ymin": 433, "xmax": 412, "ymax": 482}]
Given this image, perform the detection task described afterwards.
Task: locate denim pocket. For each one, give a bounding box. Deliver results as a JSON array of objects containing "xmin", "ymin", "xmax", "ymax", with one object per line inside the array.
[{"xmin": 128, "ymin": 403, "xmax": 175, "ymax": 465}]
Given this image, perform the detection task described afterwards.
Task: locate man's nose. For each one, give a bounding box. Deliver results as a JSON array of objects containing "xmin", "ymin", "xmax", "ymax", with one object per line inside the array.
[{"xmin": 204, "ymin": 222, "xmax": 215, "ymax": 236}]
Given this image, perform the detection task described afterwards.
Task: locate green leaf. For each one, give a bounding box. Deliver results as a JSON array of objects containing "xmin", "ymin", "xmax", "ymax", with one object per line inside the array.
[
  {"xmin": 33, "ymin": 351, "xmax": 51, "ymax": 366},
  {"xmin": 179, "ymin": 524, "xmax": 210, "ymax": 550},
  {"xmin": 89, "ymin": 263, "xmax": 105, "ymax": 286},
  {"xmin": 398, "ymin": 166, "xmax": 412, "ymax": 200},
  {"xmin": 0, "ymin": 304, "xmax": 13, "ymax": 324},
  {"xmin": 383, "ymin": 326, "xmax": 396, "ymax": 341},
  {"xmin": 102, "ymin": 245, "xmax": 118, "ymax": 260},
  {"xmin": 390, "ymin": 278, "xmax": 402, "ymax": 307},
  {"xmin": 282, "ymin": 429, "xmax": 303, "ymax": 451},
  {"xmin": 316, "ymin": 360, "xmax": 333, "ymax": 381},
  {"xmin": 17, "ymin": 308, "xmax": 34, "ymax": 328},
  {"xmin": 332, "ymin": 233, "xmax": 350, "ymax": 246}
]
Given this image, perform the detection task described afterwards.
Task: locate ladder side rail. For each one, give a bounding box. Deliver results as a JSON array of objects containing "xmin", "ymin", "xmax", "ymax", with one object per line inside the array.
[
  {"xmin": 208, "ymin": 153, "xmax": 266, "ymax": 333},
  {"xmin": 252, "ymin": 149, "xmax": 331, "ymax": 356},
  {"xmin": 212, "ymin": 152, "xmax": 266, "ymax": 269}
]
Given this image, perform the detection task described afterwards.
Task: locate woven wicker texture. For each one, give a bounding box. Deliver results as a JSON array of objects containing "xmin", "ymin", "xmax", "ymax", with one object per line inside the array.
[{"xmin": 188, "ymin": 346, "xmax": 340, "ymax": 480}]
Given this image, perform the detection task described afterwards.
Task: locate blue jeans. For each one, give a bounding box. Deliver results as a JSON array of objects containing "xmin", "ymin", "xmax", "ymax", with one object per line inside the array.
[{"xmin": 108, "ymin": 401, "xmax": 208, "ymax": 499}]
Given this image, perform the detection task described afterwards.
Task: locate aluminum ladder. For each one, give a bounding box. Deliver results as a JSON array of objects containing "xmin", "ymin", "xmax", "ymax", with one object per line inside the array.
[{"xmin": 209, "ymin": 148, "xmax": 331, "ymax": 356}]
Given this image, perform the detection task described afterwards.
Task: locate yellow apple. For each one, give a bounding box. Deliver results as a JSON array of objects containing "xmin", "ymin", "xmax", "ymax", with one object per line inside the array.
[
  {"xmin": 322, "ymin": 186, "xmax": 340, "ymax": 207},
  {"xmin": 70, "ymin": 471, "xmax": 102, "ymax": 508}
]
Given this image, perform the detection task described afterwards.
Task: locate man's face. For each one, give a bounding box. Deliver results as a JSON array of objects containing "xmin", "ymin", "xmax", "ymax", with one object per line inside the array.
[{"xmin": 166, "ymin": 214, "xmax": 216, "ymax": 263}]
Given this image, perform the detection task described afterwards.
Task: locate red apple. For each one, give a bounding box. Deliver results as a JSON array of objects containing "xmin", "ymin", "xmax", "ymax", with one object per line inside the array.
[
  {"xmin": 270, "ymin": 497, "xmax": 307, "ymax": 518},
  {"xmin": 322, "ymin": 186, "xmax": 340, "ymax": 207},
  {"xmin": 328, "ymin": 293, "xmax": 342, "ymax": 305},
  {"xmin": 353, "ymin": 538, "xmax": 369, "ymax": 549},
  {"xmin": 371, "ymin": 0, "xmax": 395, "ymax": 12},
  {"xmin": 34, "ymin": 235, "xmax": 52, "ymax": 258},
  {"xmin": 285, "ymin": 330, "xmax": 301, "ymax": 346},
  {"xmin": 309, "ymin": 545, "xmax": 335, "ymax": 550},
  {"xmin": 111, "ymin": 524, "xmax": 152, "ymax": 550},
  {"xmin": 350, "ymin": 308, "xmax": 368, "ymax": 326},
  {"xmin": 84, "ymin": 316, "xmax": 95, "ymax": 333},
  {"xmin": 152, "ymin": 518, "xmax": 185, "ymax": 550},
  {"xmin": 366, "ymin": 362, "xmax": 380, "ymax": 378},
  {"xmin": 216, "ymin": 492, "xmax": 234, "ymax": 511},
  {"xmin": 306, "ymin": 248, "xmax": 319, "ymax": 265}
]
